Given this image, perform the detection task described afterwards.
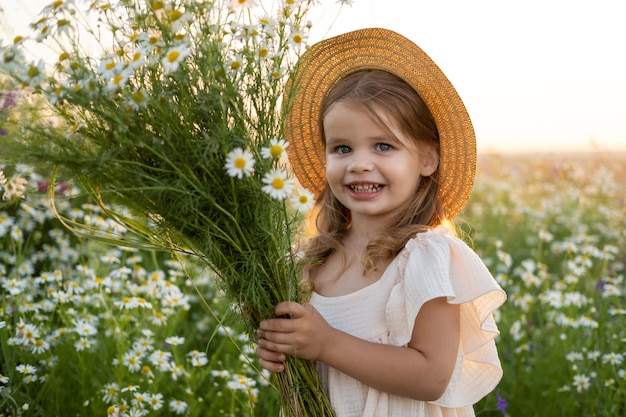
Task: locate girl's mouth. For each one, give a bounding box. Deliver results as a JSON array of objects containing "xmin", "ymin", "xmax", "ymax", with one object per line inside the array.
[{"xmin": 349, "ymin": 184, "xmax": 382, "ymax": 193}]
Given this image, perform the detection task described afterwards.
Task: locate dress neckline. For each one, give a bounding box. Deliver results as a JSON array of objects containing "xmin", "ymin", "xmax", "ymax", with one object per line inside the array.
[{"xmin": 311, "ymin": 252, "xmax": 402, "ymax": 301}]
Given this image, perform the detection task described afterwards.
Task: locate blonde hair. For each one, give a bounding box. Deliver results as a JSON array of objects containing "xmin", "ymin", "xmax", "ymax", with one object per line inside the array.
[{"xmin": 301, "ymin": 69, "xmax": 448, "ymax": 275}]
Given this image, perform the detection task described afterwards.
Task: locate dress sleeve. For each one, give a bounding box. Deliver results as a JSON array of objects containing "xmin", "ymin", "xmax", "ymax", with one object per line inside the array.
[{"xmin": 385, "ymin": 226, "xmax": 506, "ymax": 407}]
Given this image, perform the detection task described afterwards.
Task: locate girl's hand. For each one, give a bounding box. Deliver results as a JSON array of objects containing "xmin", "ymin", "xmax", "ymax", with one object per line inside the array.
[{"xmin": 256, "ymin": 301, "xmax": 332, "ymax": 372}]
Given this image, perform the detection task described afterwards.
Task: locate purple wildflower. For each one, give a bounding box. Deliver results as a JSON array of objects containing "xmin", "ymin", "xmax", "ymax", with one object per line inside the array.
[{"xmin": 496, "ymin": 393, "xmax": 508, "ymax": 415}]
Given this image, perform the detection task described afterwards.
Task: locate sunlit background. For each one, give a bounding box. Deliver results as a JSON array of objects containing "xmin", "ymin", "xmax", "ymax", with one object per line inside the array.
[{"xmin": 2, "ymin": 0, "xmax": 625, "ymax": 154}]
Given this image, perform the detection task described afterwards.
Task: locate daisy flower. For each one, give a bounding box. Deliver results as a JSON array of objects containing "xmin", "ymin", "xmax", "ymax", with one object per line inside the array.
[
  {"xmin": 290, "ymin": 188, "xmax": 315, "ymax": 212},
  {"xmin": 262, "ymin": 169, "xmax": 294, "ymax": 200},
  {"xmin": 127, "ymin": 50, "xmax": 147, "ymax": 71},
  {"xmin": 255, "ymin": 39, "xmax": 274, "ymax": 61},
  {"xmin": 115, "ymin": 296, "xmax": 139, "ymax": 309},
  {"xmin": 288, "ymin": 28, "xmax": 306, "ymax": 49},
  {"xmin": 73, "ymin": 318, "xmax": 97, "ymax": 336},
  {"xmin": 602, "ymin": 352, "xmax": 623, "ymax": 365},
  {"xmin": 102, "ymin": 382, "xmax": 120, "ymax": 403},
  {"xmin": 161, "ymin": 44, "xmax": 190, "ymax": 73},
  {"xmin": 224, "ymin": 148, "xmax": 255, "ymax": 179},
  {"xmin": 74, "ymin": 337, "xmax": 96, "ymax": 351},
  {"xmin": 31, "ymin": 339, "xmax": 50, "ymax": 354},
  {"xmin": 188, "ymin": 350, "xmax": 209, "ymax": 367},
  {"xmin": 226, "ymin": 53, "xmax": 245, "ymax": 73},
  {"xmin": 105, "ymin": 72, "xmax": 130, "ymax": 92},
  {"xmin": 2, "ymin": 174, "xmax": 28, "ymax": 200},
  {"xmin": 229, "ymin": 0, "xmax": 259, "ymax": 12},
  {"xmin": 260, "ymin": 138, "xmax": 289, "ymax": 159},
  {"xmin": 165, "ymin": 336, "xmax": 185, "ymax": 346},
  {"xmin": 97, "ymin": 57, "xmax": 123, "ymax": 78},
  {"xmin": 169, "ymin": 399, "xmax": 188, "ymax": 415},
  {"xmin": 22, "ymin": 59, "xmax": 46, "ymax": 89},
  {"xmin": 148, "ymin": 393, "xmax": 164, "ymax": 410},
  {"xmin": 258, "ymin": 15, "xmax": 277, "ymax": 36},
  {"xmin": 16, "ymin": 364, "xmax": 37, "ymax": 375},
  {"xmin": 573, "ymin": 374, "xmax": 590, "ymax": 392},
  {"xmin": 123, "ymin": 351, "xmax": 142, "ymax": 373},
  {"xmin": 128, "ymin": 90, "xmax": 149, "ymax": 110},
  {"xmin": 284, "ymin": 0, "xmax": 305, "ymax": 7}
]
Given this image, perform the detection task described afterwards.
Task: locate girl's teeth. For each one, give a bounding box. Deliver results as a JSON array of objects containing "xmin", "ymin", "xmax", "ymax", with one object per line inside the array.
[{"xmin": 350, "ymin": 184, "xmax": 381, "ymax": 192}]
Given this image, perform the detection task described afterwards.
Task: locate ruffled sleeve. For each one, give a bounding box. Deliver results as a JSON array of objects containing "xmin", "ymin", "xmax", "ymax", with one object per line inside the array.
[{"xmin": 386, "ymin": 226, "xmax": 506, "ymax": 408}]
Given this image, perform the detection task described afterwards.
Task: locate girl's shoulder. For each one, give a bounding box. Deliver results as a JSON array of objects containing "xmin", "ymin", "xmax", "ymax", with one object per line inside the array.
[{"xmin": 402, "ymin": 225, "xmax": 468, "ymax": 256}]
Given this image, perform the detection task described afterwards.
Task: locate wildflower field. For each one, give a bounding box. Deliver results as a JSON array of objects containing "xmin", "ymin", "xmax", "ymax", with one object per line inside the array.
[
  {"xmin": 0, "ymin": 1, "xmax": 624, "ymax": 414},
  {"xmin": 2, "ymin": 152, "xmax": 624, "ymax": 416}
]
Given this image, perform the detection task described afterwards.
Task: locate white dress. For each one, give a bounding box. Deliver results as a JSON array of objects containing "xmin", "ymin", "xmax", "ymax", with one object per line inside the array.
[{"xmin": 309, "ymin": 226, "xmax": 506, "ymax": 417}]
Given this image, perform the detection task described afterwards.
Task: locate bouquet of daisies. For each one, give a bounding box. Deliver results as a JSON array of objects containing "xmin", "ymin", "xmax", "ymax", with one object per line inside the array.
[{"xmin": 0, "ymin": 0, "xmax": 336, "ymax": 415}]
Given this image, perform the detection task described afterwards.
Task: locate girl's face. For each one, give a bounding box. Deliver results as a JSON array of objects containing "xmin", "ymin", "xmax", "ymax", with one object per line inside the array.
[{"xmin": 323, "ymin": 101, "xmax": 438, "ymax": 226}]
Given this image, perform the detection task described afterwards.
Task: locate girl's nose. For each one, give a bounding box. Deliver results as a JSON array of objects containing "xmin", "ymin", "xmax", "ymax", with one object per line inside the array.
[{"xmin": 348, "ymin": 152, "xmax": 373, "ymax": 173}]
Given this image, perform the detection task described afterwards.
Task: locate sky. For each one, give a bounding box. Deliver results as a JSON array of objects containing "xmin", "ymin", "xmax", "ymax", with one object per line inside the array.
[{"xmin": 2, "ymin": 0, "xmax": 625, "ymax": 154}]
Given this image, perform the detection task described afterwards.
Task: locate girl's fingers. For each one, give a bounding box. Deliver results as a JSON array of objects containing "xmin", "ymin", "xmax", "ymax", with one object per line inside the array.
[
  {"xmin": 273, "ymin": 301, "xmax": 304, "ymax": 317},
  {"xmin": 257, "ymin": 333, "xmax": 293, "ymax": 354},
  {"xmin": 256, "ymin": 340, "xmax": 286, "ymax": 373},
  {"xmin": 258, "ymin": 358, "xmax": 285, "ymax": 373}
]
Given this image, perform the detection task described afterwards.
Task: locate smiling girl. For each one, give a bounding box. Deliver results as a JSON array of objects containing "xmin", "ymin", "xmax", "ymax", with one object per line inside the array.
[{"xmin": 256, "ymin": 28, "xmax": 506, "ymax": 417}]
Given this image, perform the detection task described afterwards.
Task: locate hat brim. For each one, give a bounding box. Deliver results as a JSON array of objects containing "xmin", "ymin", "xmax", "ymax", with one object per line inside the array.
[{"xmin": 285, "ymin": 27, "xmax": 476, "ymax": 219}]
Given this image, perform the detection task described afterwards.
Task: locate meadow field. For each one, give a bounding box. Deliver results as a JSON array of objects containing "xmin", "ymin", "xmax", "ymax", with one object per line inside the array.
[{"xmin": 1, "ymin": 151, "xmax": 624, "ymax": 416}]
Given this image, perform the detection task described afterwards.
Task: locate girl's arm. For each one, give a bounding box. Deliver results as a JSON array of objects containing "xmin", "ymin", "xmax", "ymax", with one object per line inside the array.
[{"xmin": 256, "ymin": 297, "xmax": 460, "ymax": 401}]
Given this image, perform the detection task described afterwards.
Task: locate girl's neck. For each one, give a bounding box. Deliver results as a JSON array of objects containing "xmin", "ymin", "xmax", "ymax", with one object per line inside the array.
[{"xmin": 347, "ymin": 215, "xmax": 392, "ymax": 241}]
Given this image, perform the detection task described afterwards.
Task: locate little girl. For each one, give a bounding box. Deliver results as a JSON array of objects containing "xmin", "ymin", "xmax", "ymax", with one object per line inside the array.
[{"xmin": 256, "ymin": 28, "xmax": 506, "ymax": 417}]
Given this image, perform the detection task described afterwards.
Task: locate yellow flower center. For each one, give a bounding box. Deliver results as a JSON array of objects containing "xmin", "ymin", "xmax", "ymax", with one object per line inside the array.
[
  {"xmin": 259, "ymin": 48, "xmax": 269, "ymax": 58},
  {"xmin": 132, "ymin": 91, "xmax": 145, "ymax": 103},
  {"xmin": 169, "ymin": 10, "xmax": 182, "ymax": 21},
  {"xmin": 292, "ymin": 34, "xmax": 302, "ymax": 44},
  {"xmin": 230, "ymin": 61, "xmax": 241, "ymax": 70},
  {"xmin": 272, "ymin": 178, "xmax": 285, "ymax": 190},
  {"xmin": 28, "ymin": 66, "xmax": 40, "ymax": 78},
  {"xmin": 298, "ymin": 195, "xmax": 309, "ymax": 204},
  {"xmin": 167, "ymin": 50, "xmax": 180, "ymax": 63},
  {"xmin": 270, "ymin": 144, "xmax": 283, "ymax": 157},
  {"xmin": 234, "ymin": 157, "xmax": 246, "ymax": 169}
]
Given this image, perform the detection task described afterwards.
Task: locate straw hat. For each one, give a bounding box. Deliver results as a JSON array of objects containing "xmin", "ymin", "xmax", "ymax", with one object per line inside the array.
[{"xmin": 285, "ymin": 27, "xmax": 476, "ymax": 219}]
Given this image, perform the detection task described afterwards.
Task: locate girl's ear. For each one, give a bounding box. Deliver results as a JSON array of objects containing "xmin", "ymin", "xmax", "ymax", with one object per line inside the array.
[{"xmin": 419, "ymin": 145, "xmax": 439, "ymax": 177}]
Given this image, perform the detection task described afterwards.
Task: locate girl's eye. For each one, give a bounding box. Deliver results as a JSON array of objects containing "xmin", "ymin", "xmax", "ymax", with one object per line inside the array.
[
  {"xmin": 376, "ymin": 143, "xmax": 393, "ymax": 152},
  {"xmin": 336, "ymin": 145, "xmax": 351, "ymax": 154}
]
